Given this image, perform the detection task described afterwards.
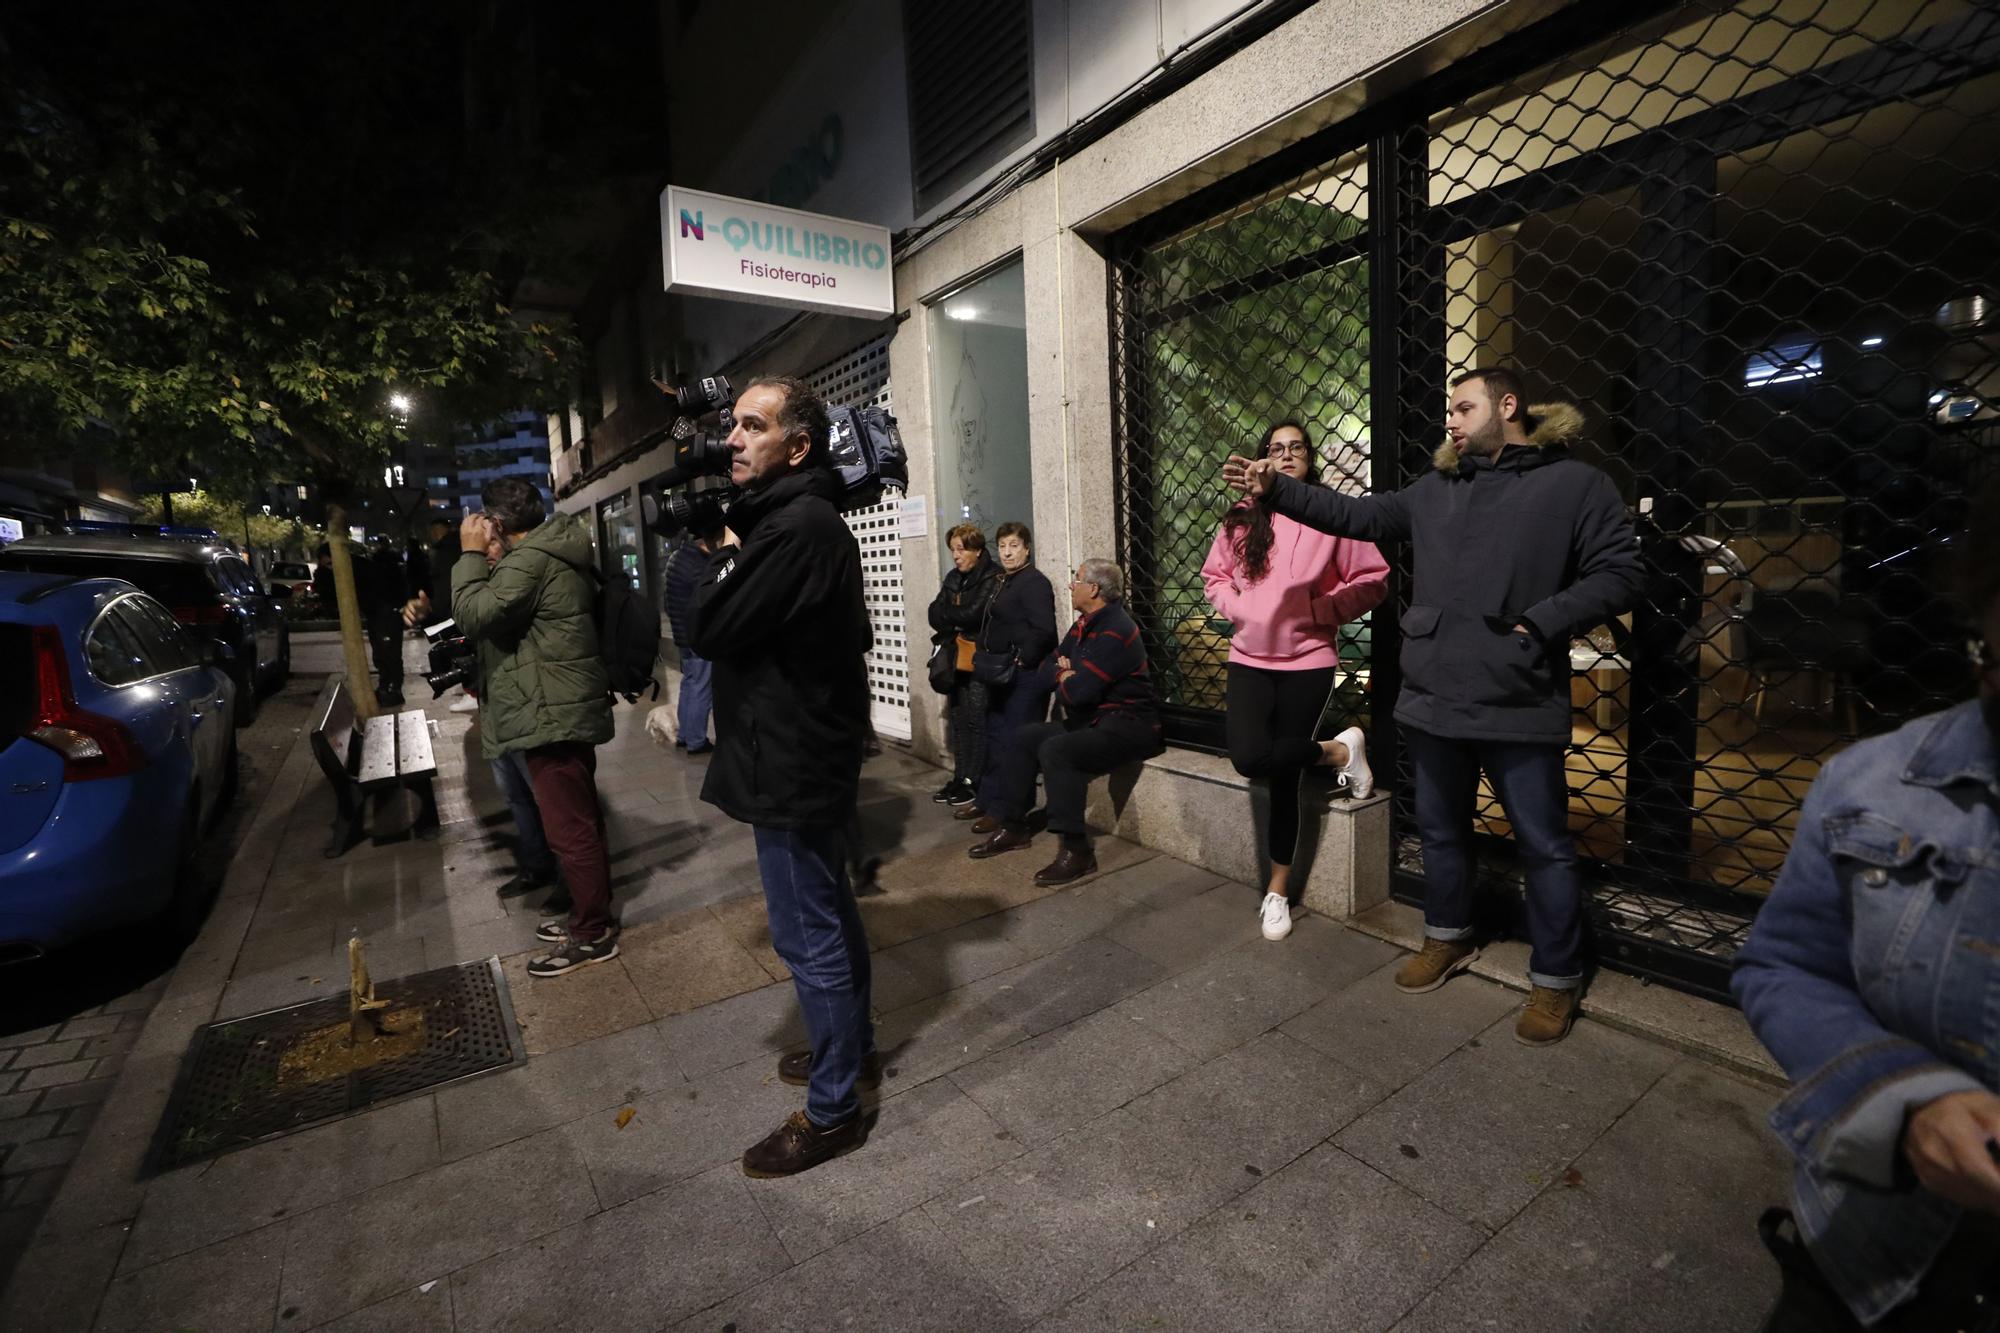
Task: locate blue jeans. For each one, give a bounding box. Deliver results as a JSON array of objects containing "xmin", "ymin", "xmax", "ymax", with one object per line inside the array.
[
  {"xmin": 678, "ymin": 650, "xmax": 714, "ymax": 750},
  {"xmin": 1405, "ymin": 728, "xmax": 1583, "ymax": 988},
  {"xmin": 976, "ymin": 681, "xmax": 1052, "ymax": 814},
  {"xmin": 491, "ymin": 751, "xmax": 555, "ymax": 878},
  {"xmin": 754, "ymin": 825, "xmax": 875, "ymax": 1126}
]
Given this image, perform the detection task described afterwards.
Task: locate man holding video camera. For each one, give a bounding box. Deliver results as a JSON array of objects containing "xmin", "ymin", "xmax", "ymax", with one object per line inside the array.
[
  {"xmin": 688, "ymin": 374, "xmax": 877, "ymax": 1178},
  {"xmin": 452, "ymin": 478, "xmax": 616, "ymax": 979}
]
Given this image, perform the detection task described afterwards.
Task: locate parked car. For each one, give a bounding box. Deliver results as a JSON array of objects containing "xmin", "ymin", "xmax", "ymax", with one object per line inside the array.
[
  {"xmin": 267, "ymin": 560, "xmax": 314, "ymax": 600},
  {"xmin": 0, "ymin": 572, "xmax": 237, "ymax": 962},
  {"xmin": 0, "ymin": 532, "xmax": 288, "ymax": 724}
]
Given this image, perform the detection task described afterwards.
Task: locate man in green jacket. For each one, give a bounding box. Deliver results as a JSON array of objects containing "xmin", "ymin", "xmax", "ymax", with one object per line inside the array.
[{"xmin": 452, "ymin": 477, "xmax": 617, "ymax": 978}]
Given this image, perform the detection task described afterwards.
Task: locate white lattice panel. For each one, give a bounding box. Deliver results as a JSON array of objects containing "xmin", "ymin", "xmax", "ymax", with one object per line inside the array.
[{"xmin": 807, "ymin": 337, "xmax": 910, "ymax": 741}]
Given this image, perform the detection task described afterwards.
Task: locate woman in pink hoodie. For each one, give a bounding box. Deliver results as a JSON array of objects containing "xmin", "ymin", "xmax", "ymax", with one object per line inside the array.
[{"xmin": 1202, "ymin": 420, "xmax": 1389, "ymax": 941}]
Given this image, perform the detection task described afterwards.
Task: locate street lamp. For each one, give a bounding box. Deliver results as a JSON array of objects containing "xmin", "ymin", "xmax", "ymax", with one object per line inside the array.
[{"xmin": 389, "ymin": 393, "xmax": 414, "ymax": 415}]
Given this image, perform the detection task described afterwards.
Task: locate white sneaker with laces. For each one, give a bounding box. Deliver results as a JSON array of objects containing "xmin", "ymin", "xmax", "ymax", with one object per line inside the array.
[
  {"xmin": 1260, "ymin": 892, "xmax": 1293, "ymax": 942},
  {"xmin": 449, "ymin": 693, "xmax": 480, "ymax": 714},
  {"xmin": 1333, "ymin": 726, "xmax": 1373, "ymax": 799}
]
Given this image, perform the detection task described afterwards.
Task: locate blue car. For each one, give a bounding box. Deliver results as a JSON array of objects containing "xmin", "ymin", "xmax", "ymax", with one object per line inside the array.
[{"xmin": 0, "ymin": 572, "xmax": 237, "ymax": 963}]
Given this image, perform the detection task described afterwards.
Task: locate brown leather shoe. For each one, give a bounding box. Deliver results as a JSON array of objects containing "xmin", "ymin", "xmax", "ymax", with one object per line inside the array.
[
  {"xmin": 970, "ymin": 815, "xmax": 998, "ymax": 835},
  {"xmin": 969, "ymin": 827, "xmax": 1033, "ymax": 859},
  {"xmin": 1033, "ymin": 847, "xmax": 1097, "ymax": 886},
  {"xmin": 952, "ymin": 803, "xmax": 986, "ymax": 821},
  {"xmin": 741, "ymin": 1109, "xmax": 865, "ymax": 1178},
  {"xmin": 1514, "ymin": 985, "xmax": 1580, "ymax": 1045},
  {"xmin": 776, "ymin": 1049, "xmax": 883, "ymax": 1088},
  {"xmin": 1394, "ymin": 939, "xmax": 1480, "ymax": 993}
]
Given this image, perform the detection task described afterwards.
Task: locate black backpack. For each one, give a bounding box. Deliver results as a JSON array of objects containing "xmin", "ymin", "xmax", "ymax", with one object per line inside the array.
[
  {"xmin": 826, "ymin": 404, "xmax": 909, "ymax": 508},
  {"xmin": 594, "ymin": 570, "xmax": 662, "ymax": 702}
]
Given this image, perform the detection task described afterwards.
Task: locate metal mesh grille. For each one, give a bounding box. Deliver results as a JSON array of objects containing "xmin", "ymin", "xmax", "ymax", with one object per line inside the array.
[
  {"xmin": 806, "ymin": 336, "xmax": 913, "ymax": 741},
  {"xmin": 1112, "ymin": 0, "xmax": 2000, "ymax": 998}
]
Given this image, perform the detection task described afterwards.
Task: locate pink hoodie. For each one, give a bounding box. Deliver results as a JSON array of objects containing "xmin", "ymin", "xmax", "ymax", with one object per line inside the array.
[{"xmin": 1201, "ymin": 505, "xmax": 1389, "ymax": 669}]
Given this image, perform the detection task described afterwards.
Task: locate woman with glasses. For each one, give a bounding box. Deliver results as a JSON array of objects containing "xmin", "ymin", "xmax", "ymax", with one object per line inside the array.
[
  {"xmin": 1203, "ymin": 421, "xmax": 1389, "ymax": 941},
  {"xmin": 961, "ymin": 522, "xmax": 1059, "ymax": 831}
]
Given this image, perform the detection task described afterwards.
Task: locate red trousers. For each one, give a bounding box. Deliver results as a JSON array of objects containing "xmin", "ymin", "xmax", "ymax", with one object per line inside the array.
[{"xmin": 522, "ymin": 742, "xmax": 613, "ymax": 940}]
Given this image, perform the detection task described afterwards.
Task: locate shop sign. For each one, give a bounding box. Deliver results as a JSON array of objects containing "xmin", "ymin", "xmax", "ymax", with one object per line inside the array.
[{"xmin": 661, "ymin": 185, "xmax": 893, "ymax": 319}]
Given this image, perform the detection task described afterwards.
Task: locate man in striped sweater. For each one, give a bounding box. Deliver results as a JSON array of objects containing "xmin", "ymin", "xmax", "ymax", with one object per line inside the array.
[{"xmin": 969, "ymin": 557, "xmax": 1164, "ymax": 885}]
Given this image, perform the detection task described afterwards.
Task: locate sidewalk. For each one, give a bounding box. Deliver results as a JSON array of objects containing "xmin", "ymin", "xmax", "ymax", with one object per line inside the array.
[{"xmin": 1, "ymin": 665, "xmax": 1793, "ymax": 1332}]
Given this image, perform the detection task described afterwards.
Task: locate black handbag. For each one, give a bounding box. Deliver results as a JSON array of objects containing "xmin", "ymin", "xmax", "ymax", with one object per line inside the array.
[
  {"xmin": 971, "ymin": 648, "xmax": 1018, "ymax": 686},
  {"xmin": 925, "ymin": 637, "xmax": 956, "ymax": 694}
]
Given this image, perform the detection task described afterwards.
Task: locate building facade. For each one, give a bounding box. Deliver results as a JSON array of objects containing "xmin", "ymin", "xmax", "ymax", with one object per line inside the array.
[{"xmin": 554, "ymin": 0, "xmax": 2000, "ymax": 1000}]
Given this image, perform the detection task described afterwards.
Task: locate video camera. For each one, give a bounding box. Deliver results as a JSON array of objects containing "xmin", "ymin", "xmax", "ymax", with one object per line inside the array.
[
  {"xmin": 643, "ymin": 372, "xmax": 910, "ymax": 533},
  {"xmin": 421, "ymin": 617, "xmax": 477, "ymax": 698}
]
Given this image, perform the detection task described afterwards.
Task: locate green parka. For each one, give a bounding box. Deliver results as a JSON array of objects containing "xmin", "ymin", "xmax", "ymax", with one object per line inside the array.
[{"xmin": 450, "ymin": 513, "xmax": 613, "ymax": 760}]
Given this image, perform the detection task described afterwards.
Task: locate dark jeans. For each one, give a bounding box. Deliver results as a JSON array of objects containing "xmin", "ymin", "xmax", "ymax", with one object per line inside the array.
[
  {"xmin": 948, "ymin": 676, "xmax": 989, "ymax": 784},
  {"xmin": 522, "ymin": 742, "xmax": 613, "ymax": 941},
  {"xmin": 366, "ymin": 606, "xmax": 404, "ymax": 691},
  {"xmin": 992, "ymin": 717, "xmax": 1163, "ymax": 848},
  {"xmin": 677, "ymin": 650, "xmax": 714, "ymax": 750},
  {"xmin": 976, "ymin": 680, "xmax": 1051, "ymax": 813},
  {"xmin": 1225, "ymin": 663, "xmax": 1340, "ymax": 874},
  {"xmin": 490, "ymin": 751, "xmax": 555, "ymax": 878},
  {"xmin": 754, "ymin": 824, "xmax": 875, "ymax": 1126},
  {"xmin": 1405, "ymin": 727, "xmax": 1583, "ymax": 988}
]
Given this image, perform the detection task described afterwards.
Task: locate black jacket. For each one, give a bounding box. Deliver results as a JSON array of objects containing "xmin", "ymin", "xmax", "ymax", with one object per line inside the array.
[
  {"xmin": 692, "ymin": 468, "xmax": 872, "ymax": 829},
  {"xmin": 1026, "ymin": 602, "xmax": 1159, "ymax": 730},
  {"xmin": 661, "ymin": 537, "xmax": 705, "ymax": 651},
  {"xmin": 975, "ymin": 565, "xmax": 1059, "ymax": 675},
  {"xmin": 1268, "ymin": 403, "xmax": 1642, "ymax": 743},
  {"xmin": 927, "ymin": 552, "xmax": 1000, "ymax": 644}
]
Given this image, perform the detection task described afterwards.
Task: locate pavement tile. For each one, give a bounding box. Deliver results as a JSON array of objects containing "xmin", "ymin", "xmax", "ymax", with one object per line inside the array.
[
  {"xmin": 449, "ymin": 1162, "xmax": 787, "ymax": 1333},
  {"xmin": 277, "ymin": 1126, "xmax": 598, "ymax": 1328},
  {"xmin": 1334, "ymin": 1012, "xmax": 1682, "ymax": 1233},
  {"xmin": 94, "ymin": 1225, "xmax": 284, "ymax": 1333},
  {"xmin": 0, "ymin": 1072, "xmax": 17, "ymax": 1096},
  {"xmin": 1105, "ymin": 882, "xmax": 1258, "ymax": 973},
  {"xmin": 419, "ymin": 913, "xmax": 546, "ymax": 970},
  {"xmin": 311, "ymin": 1281, "xmax": 454, "ymax": 1333},
  {"xmin": 619, "ymin": 912, "xmax": 777, "ymax": 1018},
  {"xmin": 0, "ymin": 1134, "xmax": 81, "ymax": 1173},
  {"xmin": 1126, "ymin": 1030, "xmax": 1394, "ymax": 1172},
  {"xmin": 706, "ymin": 892, "xmax": 793, "ymax": 980},
  {"xmin": 0, "ymin": 1089, "xmax": 38, "ymax": 1118},
  {"xmin": 879, "ymin": 916, "xmax": 1035, "ymax": 999},
  {"xmin": 121, "ymin": 1094, "xmax": 441, "ymax": 1274},
  {"xmin": 0, "ymin": 1114, "xmax": 58, "ymax": 1147},
  {"xmin": 564, "ymin": 1055, "xmax": 800, "ymax": 1208},
  {"xmin": 923, "ymin": 1107, "xmax": 1258, "ymax": 1323},
  {"xmin": 19, "ymin": 1061, "xmax": 95, "ymax": 1091},
  {"xmin": 1093, "ymin": 856, "xmax": 1227, "ymax": 911},
  {"xmin": 10, "ymin": 1040, "xmax": 82, "ymax": 1070},
  {"xmin": 1391, "ymin": 1061, "xmax": 1787, "ymax": 1333},
  {"xmin": 985, "ymin": 883, "xmax": 1148, "ymax": 959},
  {"xmin": 676, "ymin": 1210, "xmax": 1018, "ymax": 1333},
  {"xmin": 653, "ymin": 981, "xmax": 807, "ymax": 1081},
  {"xmin": 949, "ymin": 1010, "xmax": 1195, "ymax": 1147},
  {"xmin": 0, "ymin": 1025, "xmax": 61, "ymax": 1051},
  {"xmin": 216, "ymin": 934, "xmax": 429, "ymax": 1022},
  {"xmin": 56, "ymin": 1016, "xmax": 122, "ymax": 1042},
  {"xmin": 1034, "ymin": 1142, "xmax": 1484, "ymax": 1333},
  {"xmin": 435, "ymin": 1021, "xmax": 683, "ymax": 1162},
  {"xmin": 0, "ymin": 1166, "xmax": 63, "ymax": 1210},
  {"xmin": 1281, "ymin": 962, "xmax": 1525, "ymax": 1088},
  {"xmin": 499, "ymin": 951, "xmax": 653, "ymax": 1056},
  {"xmin": 748, "ymin": 1076, "xmax": 1027, "ymax": 1264},
  {"xmin": 873, "ymin": 989, "xmax": 1033, "ymax": 1091},
  {"xmin": 0, "ymin": 1220, "xmax": 125, "ymax": 1332},
  {"xmin": 961, "ymin": 936, "xmax": 1166, "ymax": 1038},
  {"xmin": 29, "ymin": 1079, "xmax": 116, "ymax": 1113}
]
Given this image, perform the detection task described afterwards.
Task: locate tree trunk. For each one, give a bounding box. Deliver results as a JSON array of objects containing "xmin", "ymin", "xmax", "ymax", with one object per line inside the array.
[{"xmin": 324, "ymin": 503, "xmax": 378, "ymax": 720}]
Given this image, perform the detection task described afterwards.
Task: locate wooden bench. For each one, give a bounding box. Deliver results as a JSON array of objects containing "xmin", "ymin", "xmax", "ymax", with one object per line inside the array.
[{"xmin": 309, "ymin": 676, "xmax": 441, "ymax": 858}]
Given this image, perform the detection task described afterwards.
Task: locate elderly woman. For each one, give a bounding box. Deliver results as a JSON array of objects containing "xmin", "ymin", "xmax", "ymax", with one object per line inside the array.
[
  {"xmin": 927, "ymin": 522, "xmax": 1001, "ymax": 807},
  {"xmin": 959, "ymin": 521, "xmax": 1058, "ymax": 826},
  {"xmin": 1732, "ymin": 489, "xmax": 2000, "ymax": 1331}
]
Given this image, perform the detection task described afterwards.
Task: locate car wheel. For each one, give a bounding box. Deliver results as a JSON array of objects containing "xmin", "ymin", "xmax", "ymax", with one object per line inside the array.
[
  {"xmin": 233, "ymin": 658, "xmax": 261, "ymax": 727},
  {"xmin": 165, "ymin": 803, "xmax": 210, "ymax": 944}
]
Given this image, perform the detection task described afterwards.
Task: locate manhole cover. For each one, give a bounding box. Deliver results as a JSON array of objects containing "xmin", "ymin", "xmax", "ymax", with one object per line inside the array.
[{"xmin": 148, "ymin": 958, "xmax": 524, "ymax": 1173}]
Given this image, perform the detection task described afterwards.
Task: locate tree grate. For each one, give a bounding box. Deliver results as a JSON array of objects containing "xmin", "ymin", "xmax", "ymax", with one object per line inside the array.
[{"xmin": 147, "ymin": 958, "xmax": 524, "ymax": 1174}]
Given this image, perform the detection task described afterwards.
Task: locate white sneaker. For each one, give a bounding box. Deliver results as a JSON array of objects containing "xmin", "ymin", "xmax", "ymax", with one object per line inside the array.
[
  {"xmin": 449, "ymin": 694, "xmax": 480, "ymax": 714},
  {"xmin": 1333, "ymin": 726, "xmax": 1372, "ymax": 799},
  {"xmin": 1259, "ymin": 892, "xmax": 1293, "ymax": 941}
]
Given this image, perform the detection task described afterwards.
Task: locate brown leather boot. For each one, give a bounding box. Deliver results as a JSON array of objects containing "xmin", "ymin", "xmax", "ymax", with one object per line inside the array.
[
  {"xmin": 1514, "ymin": 985, "xmax": 1580, "ymax": 1045},
  {"xmin": 1393, "ymin": 939, "xmax": 1479, "ymax": 993},
  {"xmin": 969, "ymin": 827, "xmax": 1033, "ymax": 859},
  {"xmin": 971, "ymin": 815, "xmax": 998, "ymax": 835},
  {"xmin": 741, "ymin": 1109, "xmax": 864, "ymax": 1177},
  {"xmin": 1033, "ymin": 847, "xmax": 1098, "ymax": 886}
]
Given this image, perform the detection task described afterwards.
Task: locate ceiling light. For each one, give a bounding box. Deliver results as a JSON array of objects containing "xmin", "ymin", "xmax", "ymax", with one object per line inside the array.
[{"xmin": 1860, "ymin": 336, "xmax": 1885, "ymax": 347}]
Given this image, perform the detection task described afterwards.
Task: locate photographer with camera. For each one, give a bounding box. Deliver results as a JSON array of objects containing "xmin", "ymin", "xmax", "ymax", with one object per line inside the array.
[
  {"xmin": 687, "ymin": 375, "xmax": 877, "ymax": 1178},
  {"xmin": 451, "ymin": 478, "xmax": 617, "ymax": 979}
]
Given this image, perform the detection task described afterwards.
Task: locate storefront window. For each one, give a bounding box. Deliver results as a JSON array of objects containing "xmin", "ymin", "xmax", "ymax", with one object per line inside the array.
[{"xmin": 927, "ymin": 260, "xmax": 1032, "ymax": 579}]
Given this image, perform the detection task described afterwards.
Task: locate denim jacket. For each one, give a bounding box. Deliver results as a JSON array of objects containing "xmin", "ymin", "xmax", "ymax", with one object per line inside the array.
[{"xmin": 1732, "ymin": 699, "xmax": 2000, "ymax": 1325}]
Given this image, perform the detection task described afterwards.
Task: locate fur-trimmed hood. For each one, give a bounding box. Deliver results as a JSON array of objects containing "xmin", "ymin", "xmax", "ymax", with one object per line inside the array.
[{"xmin": 1431, "ymin": 401, "xmax": 1587, "ymax": 474}]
